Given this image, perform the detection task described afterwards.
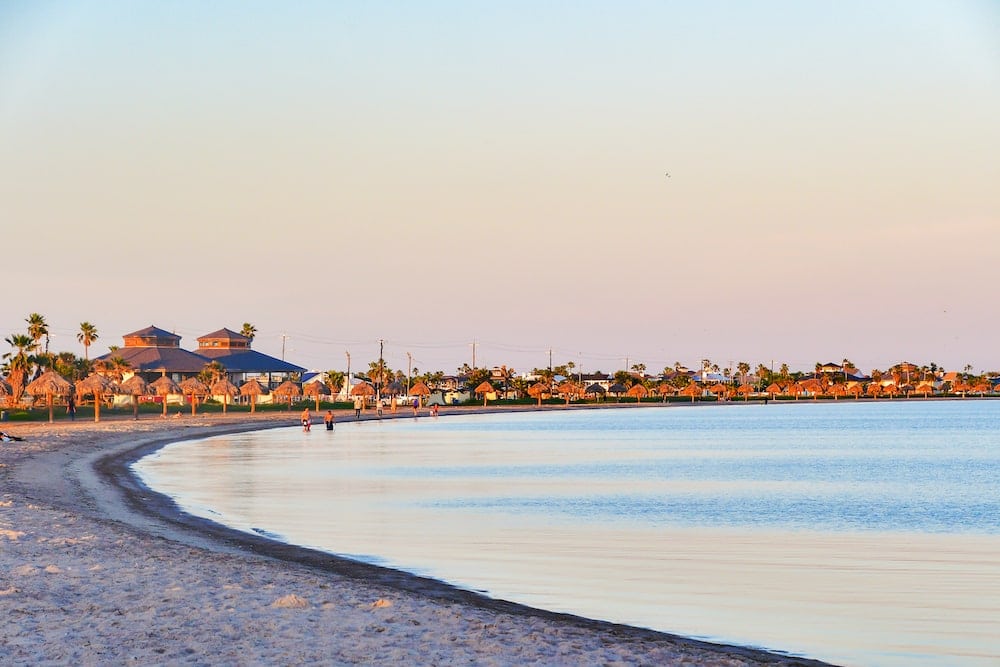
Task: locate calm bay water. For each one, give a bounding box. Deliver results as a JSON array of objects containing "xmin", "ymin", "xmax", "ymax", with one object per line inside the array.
[{"xmin": 132, "ymin": 400, "xmax": 1000, "ymax": 666}]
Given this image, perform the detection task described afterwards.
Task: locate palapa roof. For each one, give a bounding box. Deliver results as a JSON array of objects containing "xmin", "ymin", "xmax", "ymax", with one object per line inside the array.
[
  {"xmin": 625, "ymin": 384, "xmax": 648, "ymax": 397},
  {"xmin": 302, "ymin": 380, "xmax": 326, "ymax": 395},
  {"xmin": 239, "ymin": 378, "xmax": 267, "ymax": 396},
  {"xmin": 178, "ymin": 377, "xmax": 210, "ymax": 394},
  {"xmin": 26, "ymin": 370, "xmax": 72, "ymax": 396},
  {"xmin": 273, "ymin": 380, "xmax": 302, "ymax": 397},
  {"xmin": 474, "ymin": 381, "xmax": 495, "ymax": 394},
  {"xmin": 120, "ymin": 374, "xmax": 152, "ymax": 395},
  {"xmin": 210, "ymin": 378, "xmax": 240, "ymax": 396},
  {"xmin": 409, "ymin": 381, "xmax": 431, "ymax": 395},
  {"xmin": 150, "ymin": 375, "xmax": 181, "ymax": 395},
  {"xmin": 76, "ymin": 373, "xmax": 117, "ymax": 396},
  {"xmin": 585, "ymin": 383, "xmax": 606, "ymax": 394},
  {"xmin": 350, "ymin": 382, "xmax": 375, "ymax": 396}
]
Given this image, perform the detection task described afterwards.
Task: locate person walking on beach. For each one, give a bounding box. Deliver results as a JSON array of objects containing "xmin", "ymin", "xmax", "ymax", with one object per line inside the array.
[
  {"xmin": 353, "ymin": 396, "xmax": 363, "ymax": 419},
  {"xmin": 324, "ymin": 410, "xmax": 334, "ymax": 430},
  {"xmin": 67, "ymin": 395, "xmax": 76, "ymax": 421},
  {"xmin": 301, "ymin": 407, "xmax": 311, "ymax": 431},
  {"xmin": 412, "ymin": 397, "xmax": 419, "ymax": 416}
]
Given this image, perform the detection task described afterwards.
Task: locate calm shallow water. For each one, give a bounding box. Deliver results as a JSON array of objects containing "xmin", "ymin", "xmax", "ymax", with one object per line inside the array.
[{"xmin": 133, "ymin": 400, "xmax": 1000, "ymax": 666}]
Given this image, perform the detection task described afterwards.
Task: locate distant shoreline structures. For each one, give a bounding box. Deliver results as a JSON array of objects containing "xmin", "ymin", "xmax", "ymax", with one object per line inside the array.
[{"xmin": 3, "ymin": 316, "xmax": 999, "ymax": 420}]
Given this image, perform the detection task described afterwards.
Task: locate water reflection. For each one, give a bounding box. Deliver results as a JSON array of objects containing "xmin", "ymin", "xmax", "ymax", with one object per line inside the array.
[{"xmin": 134, "ymin": 402, "xmax": 1000, "ymax": 666}]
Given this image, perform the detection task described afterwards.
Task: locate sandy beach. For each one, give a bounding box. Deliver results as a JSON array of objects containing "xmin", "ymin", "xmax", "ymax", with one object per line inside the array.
[{"xmin": 1, "ymin": 410, "xmax": 831, "ymax": 666}]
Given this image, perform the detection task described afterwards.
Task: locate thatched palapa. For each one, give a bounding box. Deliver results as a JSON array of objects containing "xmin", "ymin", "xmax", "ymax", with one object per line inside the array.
[
  {"xmin": 239, "ymin": 378, "xmax": 267, "ymax": 414},
  {"xmin": 178, "ymin": 377, "xmax": 209, "ymax": 416},
  {"xmin": 151, "ymin": 375, "xmax": 181, "ymax": 417},
  {"xmin": 76, "ymin": 373, "xmax": 117, "ymax": 422},
  {"xmin": 25, "ymin": 370, "xmax": 73, "ymax": 423},
  {"xmin": 211, "ymin": 378, "xmax": 240, "ymax": 414},
  {"xmin": 273, "ymin": 380, "xmax": 302, "ymax": 410}
]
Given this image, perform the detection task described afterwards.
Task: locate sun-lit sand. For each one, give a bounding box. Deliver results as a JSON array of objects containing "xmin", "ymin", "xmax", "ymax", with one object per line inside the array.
[{"xmin": 0, "ymin": 411, "xmax": 830, "ymax": 665}]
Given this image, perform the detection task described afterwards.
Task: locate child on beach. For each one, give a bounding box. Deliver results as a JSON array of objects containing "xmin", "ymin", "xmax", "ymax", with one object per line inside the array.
[
  {"xmin": 301, "ymin": 408, "xmax": 311, "ymax": 431},
  {"xmin": 324, "ymin": 410, "xmax": 334, "ymax": 430}
]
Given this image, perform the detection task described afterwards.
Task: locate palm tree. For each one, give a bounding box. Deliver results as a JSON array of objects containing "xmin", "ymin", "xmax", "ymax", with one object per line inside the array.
[
  {"xmin": 495, "ymin": 365, "xmax": 515, "ymax": 395},
  {"xmin": 612, "ymin": 370, "xmax": 634, "ymax": 388},
  {"xmin": 323, "ymin": 370, "xmax": 345, "ymax": 396},
  {"xmin": 842, "ymin": 358, "xmax": 853, "ymax": 382},
  {"xmin": 105, "ymin": 356, "xmax": 132, "ymax": 384},
  {"xmin": 198, "ymin": 361, "xmax": 228, "ymax": 387},
  {"xmin": 3, "ymin": 333, "xmax": 36, "ymax": 405},
  {"xmin": 27, "ymin": 313, "xmax": 50, "ymax": 356},
  {"xmin": 240, "ymin": 322, "xmax": 257, "ymax": 341},
  {"xmin": 737, "ymin": 362, "xmax": 751, "ymax": 386},
  {"xmin": 755, "ymin": 363, "xmax": 770, "ymax": 389},
  {"xmin": 78, "ymin": 322, "xmax": 99, "ymax": 361},
  {"xmin": 367, "ymin": 360, "xmax": 392, "ymax": 390}
]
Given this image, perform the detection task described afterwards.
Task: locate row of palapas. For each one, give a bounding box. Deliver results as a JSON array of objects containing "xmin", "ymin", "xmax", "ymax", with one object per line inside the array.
[{"xmin": 1, "ymin": 369, "xmax": 445, "ymax": 422}]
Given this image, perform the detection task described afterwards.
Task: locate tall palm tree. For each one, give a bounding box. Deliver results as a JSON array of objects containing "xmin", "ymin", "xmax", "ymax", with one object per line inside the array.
[
  {"xmin": 842, "ymin": 358, "xmax": 853, "ymax": 382},
  {"xmin": 737, "ymin": 362, "xmax": 751, "ymax": 386},
  {"xmin": 3, "ymin": 333, "xmax": 36, "ymax": 405},
  {"xmin": 27, "ymin": 313, "xmax": 49, "ymax": 355},
  {"xmin": 240, "ymin": 322, "xmax": 257, "ymax": 341},
  {"xmin": 755, "ymin": 363, "xmax": 770, "ymax": 389},
  {"xmin": 78, "ymin": 322, "xmax": 99, "ymax": 361}
]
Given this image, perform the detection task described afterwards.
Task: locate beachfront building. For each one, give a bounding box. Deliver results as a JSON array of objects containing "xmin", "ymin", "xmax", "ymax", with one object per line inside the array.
[
  {"xmin": 195, "ymin": 328, "xmax": 305, "ymax": 389},
  {"xmin": 96, "ymin": 326, "xmax": 212, "ymax": 381},
  {"xmin": 96, "ymin": 326, "xmax": 305, "ymax": 389}
]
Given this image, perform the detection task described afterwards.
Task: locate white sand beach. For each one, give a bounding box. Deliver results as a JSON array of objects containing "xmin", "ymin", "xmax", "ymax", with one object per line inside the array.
[{"xmin": 1, "ymin": 412, "xmax": 831, "ymax": 666}]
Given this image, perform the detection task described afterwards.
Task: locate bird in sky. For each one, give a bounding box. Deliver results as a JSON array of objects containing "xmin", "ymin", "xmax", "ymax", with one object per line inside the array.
[{"xmin": 665, "ymin": 172, "xmax": 671, "ymax": 177}]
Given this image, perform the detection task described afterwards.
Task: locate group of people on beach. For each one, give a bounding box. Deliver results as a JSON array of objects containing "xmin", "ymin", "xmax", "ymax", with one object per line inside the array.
[{"xmin": 300, "ymin": 400, "xmax": 439, "ymax": 431}]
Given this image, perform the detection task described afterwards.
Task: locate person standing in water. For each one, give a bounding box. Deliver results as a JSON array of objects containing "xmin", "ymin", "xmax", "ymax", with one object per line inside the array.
[
  {"xmin": 324, "ymin": 410, "xmax": 334, "ymax": 430},
  {"xmin": 301, "ymin": 407, "xmax": 311, "ymax": 431}
]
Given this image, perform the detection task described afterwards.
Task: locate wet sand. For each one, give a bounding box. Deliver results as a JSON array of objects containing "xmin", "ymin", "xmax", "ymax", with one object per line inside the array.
[{"xmin": 1, "ymin": 410, "xmax": 831, "ymax": 665}]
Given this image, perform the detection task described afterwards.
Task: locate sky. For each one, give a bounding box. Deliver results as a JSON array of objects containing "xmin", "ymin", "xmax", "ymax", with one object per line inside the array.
[{"xmin": 2, "ymin": 1, "xmax": 998, "ymax": 378}]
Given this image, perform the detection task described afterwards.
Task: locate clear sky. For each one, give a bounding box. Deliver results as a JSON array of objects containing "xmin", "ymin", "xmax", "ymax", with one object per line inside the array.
[{"xmin": 2, "ymin": 1, "xmax": 998, "ymax": 377}]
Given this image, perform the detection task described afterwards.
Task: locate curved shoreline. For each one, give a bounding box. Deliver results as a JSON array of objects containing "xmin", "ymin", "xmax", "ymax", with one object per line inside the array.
[{"xmin": 2, "ymin": 409, "xmax": 834, "ymax": 665}]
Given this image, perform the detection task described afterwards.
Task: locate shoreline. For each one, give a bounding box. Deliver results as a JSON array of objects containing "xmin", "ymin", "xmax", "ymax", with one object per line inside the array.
[{"xmin": 2, "ymin": 409, "xmax": 833, "ymax": 665}]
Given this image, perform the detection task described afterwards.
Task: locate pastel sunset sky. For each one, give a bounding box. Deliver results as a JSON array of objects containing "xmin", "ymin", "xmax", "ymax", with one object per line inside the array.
[{"xmin": 2, "ymin": 2, "xmax": 998, "ymax": 377}]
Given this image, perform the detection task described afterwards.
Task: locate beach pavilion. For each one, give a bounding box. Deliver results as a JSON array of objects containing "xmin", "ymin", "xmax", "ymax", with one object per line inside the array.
[
  {"xmin": 194, "ymin": 328, "xmax": 304, "ymax": 389},
  {"xmin": 95, "ymin": 326, "xmax": 305, "ymax": 389}
]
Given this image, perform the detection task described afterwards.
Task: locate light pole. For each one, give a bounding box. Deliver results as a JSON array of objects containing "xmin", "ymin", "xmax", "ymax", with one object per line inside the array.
[
  {"xmin": 407, "ymin": 352, "xmax": 412, "ymax": 395},
  {"xmin": 377, "ymin": 339, "xmax": 384, "ymax": 407},
  {"xmin": 345, "ymin": 351, "xmax": 351, "ymax": 401}
]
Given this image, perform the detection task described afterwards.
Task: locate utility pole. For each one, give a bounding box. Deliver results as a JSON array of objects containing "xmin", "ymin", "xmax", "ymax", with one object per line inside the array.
[
  {"xmin": 406, "ymin": 352, "xmax": 412, "ymax": 394},
  {"xmin": 548, "ymin": 348, "xmax": 552, "ymax": 374},
  {"xmin": 281, "ymin": 333, "xmax": 288, "ymax": 361},
  {"xmin": 345, "ymin": 351, "xmax": 351, "ymax": 400},
  {"xmin": 377, "ymin": 339, "xmax": 384, "ymax": 406},
  {"xmin": 471, "ymin": 340, "xmax": 477, "ymax": 369}
]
